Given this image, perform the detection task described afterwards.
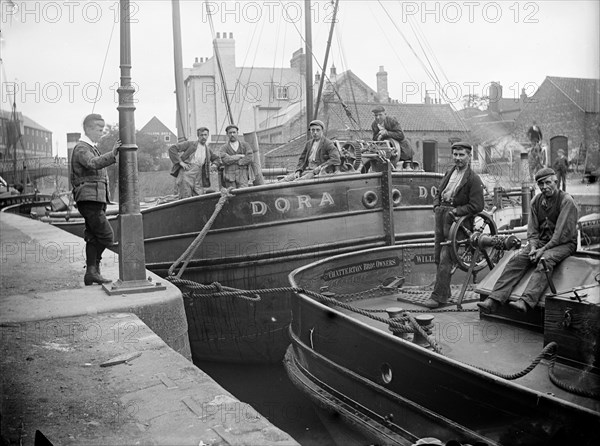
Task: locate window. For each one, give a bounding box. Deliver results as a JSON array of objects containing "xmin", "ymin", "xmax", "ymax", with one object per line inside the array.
[
  {"xmin": 164, "ymin": 135, "xmax": 171, "ymax": 142},
  {"xmin": 275, "ymin": 86, "xmax": 288, "ymax": 100}
]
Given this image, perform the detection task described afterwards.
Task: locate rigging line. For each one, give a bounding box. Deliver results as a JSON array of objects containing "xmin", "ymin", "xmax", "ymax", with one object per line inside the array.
[
  {"xmin": 406, "ymin": 16, "xmax": 470, "ymax": 135},
  {"xmin": 92, "ymin": 18, "xmax": 117, "ymax": 113},
  {"xmin": 286, "ymin": 7, "xmax": 362, "ymax": 134},
  {"xmin": 264, "ymin": 13, "xmax": 285, "ymax": 128},
  {"xmin": 205, "ymin": 0, "xmax": 234, "ymax": 126},
  {"xmin": 377, "ymin": 1, "xmax": 439, "ymax": 90},
  {"xmin": 332, "ymin": 28, "xmax": 364, "ymax": 136},
  {"xmin": 314, "ymin": 0, "xmax": 339, "ymax": 119},
  {"xmin": 234, "ymin": 14, "xmax": 264, "ymax": 126},
  {"xmin": 367, "ymin": 4, "xmax": 415, "ymax": 83}
]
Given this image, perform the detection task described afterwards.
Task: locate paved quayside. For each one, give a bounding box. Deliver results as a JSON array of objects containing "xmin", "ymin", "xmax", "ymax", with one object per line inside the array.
[{"xmin": 0, "ymin": 212, "xmax": 298, "ymax": 446}]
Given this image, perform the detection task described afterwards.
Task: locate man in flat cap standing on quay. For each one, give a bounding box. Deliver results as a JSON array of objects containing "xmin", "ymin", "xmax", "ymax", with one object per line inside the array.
[
  {"xmin": 71, "ymin": 113, "xmax": 120, "ymax": 285},
  {"xmin": 218, "ymin": 125, "xmax": 254, "ymax": 189},
  {"xmin": 282, "ymin": 120, "xmax": 340, "ymax": 181},
  {"xmin": 477, "ymin": 167, "xmax": 578, "ymax": 314},
  {"xmin": 369, "ymin": 105, "xmax": 413, "ymax": 170},
  {"xmin": 423, "ymin": 142, "xmax": 485, "ymax": 309}
]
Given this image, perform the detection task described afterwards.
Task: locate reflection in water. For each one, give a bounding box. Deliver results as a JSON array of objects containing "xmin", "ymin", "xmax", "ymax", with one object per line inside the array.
[{"xmin": 199, "ymin": 361, "xmax": 334, "ymax": 446}]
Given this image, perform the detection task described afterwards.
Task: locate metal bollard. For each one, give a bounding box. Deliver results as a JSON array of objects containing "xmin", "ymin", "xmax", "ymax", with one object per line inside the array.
[
  {"xmin": 412, "ymin": 314, "xmax": 435, "ymax": 348},
  {"xmin": 385, "ymin": 307, "xmax": 409, "ymax": 339}
]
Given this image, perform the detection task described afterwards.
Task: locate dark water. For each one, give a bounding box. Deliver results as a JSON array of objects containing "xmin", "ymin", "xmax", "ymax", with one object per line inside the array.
[{"xmin": 199, "ymin": 361, "xmax": 335, "ymax": 446}]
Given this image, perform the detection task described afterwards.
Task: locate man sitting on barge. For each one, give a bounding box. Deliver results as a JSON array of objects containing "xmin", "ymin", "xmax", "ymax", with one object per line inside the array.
[
  {"xmin": 281, "ymin": 120, "xmax": 340, "ymax": 181},
  {"xmin": 478, "ymin": 167, "xmax": 579, "ymax": 314}
]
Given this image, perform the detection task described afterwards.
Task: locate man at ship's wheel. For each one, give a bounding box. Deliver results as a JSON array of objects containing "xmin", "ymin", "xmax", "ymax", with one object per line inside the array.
[{"xmin": 423, "ymin": 142, "xmax": 485, "ymax": 309}]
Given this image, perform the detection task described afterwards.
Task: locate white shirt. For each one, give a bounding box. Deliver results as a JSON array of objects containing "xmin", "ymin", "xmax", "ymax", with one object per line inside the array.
[
  {"xmin": 308, "ymin": 139, "xmax": 320, "ymax": 163},
  {"xmin": 230, "ymin": 140, "xmax": 240, "ymax": 153},
  {"xmin": 190, "ymin": 143, "xmax": 206, "ymax": 166},
  {"xmin": 79, "ymin": 134, "xmax": 97, "ymax": 149},
  {"xmin": 442, "ymin": 168, "xmax": 466, "ymax": 202}
]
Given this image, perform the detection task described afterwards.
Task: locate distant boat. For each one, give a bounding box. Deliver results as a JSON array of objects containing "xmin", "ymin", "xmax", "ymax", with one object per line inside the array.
[{"xmin": 284, "ymin": 215, "xmax": 600, "ymax": 445}]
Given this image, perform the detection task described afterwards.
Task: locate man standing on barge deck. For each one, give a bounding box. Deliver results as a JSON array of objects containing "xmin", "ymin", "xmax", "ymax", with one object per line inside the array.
[
  {"xmin": 423, "ymin": 142, "xmax": 485, "ymax": 309},
  {"xmin": 477, "ymin": 167, "xmax": 578, "ymax": 314},
  {"xmin": 169, "ymin": 127, "xmax": 220, "ymax": 199}
]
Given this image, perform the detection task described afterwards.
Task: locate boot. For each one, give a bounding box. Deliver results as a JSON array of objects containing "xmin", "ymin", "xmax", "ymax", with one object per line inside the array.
[
  {"xmin": 84, "ymin": 265, "xmax": 112, "ymax": 286},
  {"xmin": 477, "ymin": 297, "xmax": 499, "ymax": 314},
  {"xmin": 96, "ymin": 261, "xmax": 112, "ymax": 284},
  {"xmin": 508, "ymin": 299, "xmax": 529, "ymax": 313}
]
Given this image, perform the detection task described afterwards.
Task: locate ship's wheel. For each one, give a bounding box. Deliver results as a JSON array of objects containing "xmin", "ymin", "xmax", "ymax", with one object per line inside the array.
[
  {"xmin": 449, "ymin": 212, "xmax": 498, "ymax": 272},
  {"xmin": 447, "ymin": 211, "xmax": 521, "ymax": 309}
]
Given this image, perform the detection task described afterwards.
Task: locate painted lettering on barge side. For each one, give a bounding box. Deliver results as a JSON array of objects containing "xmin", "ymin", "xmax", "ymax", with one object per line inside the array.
[
  {"xmin": 250, "ymin": 192, "xmax": 335, "ymax": 216},
  {"xmin": 413, "ymin": 253, "xmax": 435, "ymax": 264},
  {"xmin": 322, "ymin": 257, "xmax": 400, "ymax": 281},
  {"xmin": 418, "ymin": 186, "xmax": 438, "ymax": 199}
]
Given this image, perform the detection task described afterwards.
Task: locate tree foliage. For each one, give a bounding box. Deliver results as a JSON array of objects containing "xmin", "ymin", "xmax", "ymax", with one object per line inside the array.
[
  {"xmin": 96, "ymin": 124, "xmax": 171, "ymax": 196},
  {"xmin": 462, "ymin": 94, "xmax": 490, "ymax": 111}
]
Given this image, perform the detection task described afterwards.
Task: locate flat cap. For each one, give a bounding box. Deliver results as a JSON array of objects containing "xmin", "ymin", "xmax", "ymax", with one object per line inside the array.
[
  {"xmin": 308, "ymin": 119, "xmax": 325, "ymax": 129},
  {"xmin": 371, "ymin": 105, "xmax": 385, "ymax": 113},
  {"xmin": 225, "ymin": 124, "xmax": 239, "ymax": 132},
  {"xmin": 534, "ymin": 167, "xmax": 556, "ymax": 182},
  {"xmin": 451, "ymin": 141, "xmax": 473, "ymax": 151}
]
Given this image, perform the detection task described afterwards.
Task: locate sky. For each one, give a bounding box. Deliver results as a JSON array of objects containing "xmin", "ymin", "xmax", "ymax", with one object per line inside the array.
[{"xmin": 1, "ymin": 0, "xmax": 599, "ymax": 157}]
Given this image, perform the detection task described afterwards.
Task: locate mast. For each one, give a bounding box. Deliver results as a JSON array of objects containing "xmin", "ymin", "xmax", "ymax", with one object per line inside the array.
[
  {"xmin": 172, "ymin": 0, "xmax": 187, "ymax": 140},
  {"xmin": 304, "ymin": 0, "xmax": 313, "ymax": 128}
]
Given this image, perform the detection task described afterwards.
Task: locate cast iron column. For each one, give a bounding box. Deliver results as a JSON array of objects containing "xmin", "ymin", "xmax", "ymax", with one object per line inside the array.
[{"xmin": 104, "ymin": 0, "xmax": 163, "ymax": 294}]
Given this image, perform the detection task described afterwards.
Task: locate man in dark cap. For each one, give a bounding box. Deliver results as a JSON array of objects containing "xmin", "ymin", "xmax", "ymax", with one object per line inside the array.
[
  {"xmin": 218, "ymin": 124, "xmax": 254, "ymax": 188},
  {"xmin": 423, "ymin": 142, "xmax": 485, "ymax": 308},
  {"xmin": 478, "ymin": 167, "xmax": 578, "ymax": 314},
  {"xmin": 369, "ymin": 105, "xmax": 413, "ymax": 170},
  {"xmin": 281, "ymin": 119, "xmax": 340, "ymax": 181},
  {"xmin": 71, "ymin": 113, "xmax": 120, "ymax": 285}
]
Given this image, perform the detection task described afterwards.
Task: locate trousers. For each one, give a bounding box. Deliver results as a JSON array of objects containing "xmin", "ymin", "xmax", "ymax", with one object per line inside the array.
[{"xmin": 489, "ymin": 242, "xmax": 575, "ymax": 307}]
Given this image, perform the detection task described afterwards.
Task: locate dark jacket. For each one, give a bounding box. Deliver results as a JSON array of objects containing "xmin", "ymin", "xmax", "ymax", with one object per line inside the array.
[
  {"xmin": 168, "ymin": 140, "xmax": 220, "ymax": 188},
  {"xmin": 295, "ymin": 137, "xmax": 341, "ymax": 173},
  {"xmin": 218, "ymin": 140, "xmax": 254, "ymax": 183},
  {"xmin": 433, "ymin": 165, "xmax": 485, "ymax": 217},
  {"xmin": 527, "ymin": 125, "xmax": 543, "ymax": 143},
  {"xmin": 71, "ymin": 141, "xmax": 116, "ymax": 203},
  {"xmin": 371, "ymin": 116, "xmax": 413, "ymax": 161}
]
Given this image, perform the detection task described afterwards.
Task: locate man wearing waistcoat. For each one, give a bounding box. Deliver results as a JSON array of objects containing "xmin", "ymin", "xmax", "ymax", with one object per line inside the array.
[
  {"xmin": 218, "ymin": 125, "xmax": 254, "ymax": 189},
  {"xmin": 423, "ymin": 142, "xmax": 485, "ymax": 309},
  {"xmin": 478, "ymin": 167, "xmax": 578, "ymax": 314},
  {"xmin": 169, "ymin": 127, "xmax": 220, "ymax": 198},
  {"xmin": 71, "ymin": 114, "xmax": 120, "ymax": 285}
]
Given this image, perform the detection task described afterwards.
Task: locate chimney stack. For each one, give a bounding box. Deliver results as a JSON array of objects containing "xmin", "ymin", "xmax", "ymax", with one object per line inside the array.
[
  {"xmin": 315, "ymin": 72, "xmax": 321, "ymax": 83},
  {"xmin": 290, "ymin": 48, "xmax": 306, "ymax": 76},
  {"xmin": 376, "ymin": 65, "xmax": 389, "ymax": 103},
  {"xmin": 488, "ymin": 81, "xmax": 502, "ymax": 113}
]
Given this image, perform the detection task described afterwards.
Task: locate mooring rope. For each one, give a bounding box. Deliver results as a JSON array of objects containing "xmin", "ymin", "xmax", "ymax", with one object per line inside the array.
[
  {"xmin": 168, "ymin": 277, "xmax": 598, "ymax": 399},
  {"xmin": 167, "ymin": 188, "xmax": 234, "ymax": 279}
]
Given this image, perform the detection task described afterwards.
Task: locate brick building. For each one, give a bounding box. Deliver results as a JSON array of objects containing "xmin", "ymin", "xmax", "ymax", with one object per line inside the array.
[
  {"xmin": 139, "ymin": 116, "xmax": 177, "ymax": 156},
  {"xmin": 514, "ymin": 76, "xmax": 600, "ymax": 167},
  {"xmin": 0, "ymin": 110, "xmax": 53, "ymax": 160}
]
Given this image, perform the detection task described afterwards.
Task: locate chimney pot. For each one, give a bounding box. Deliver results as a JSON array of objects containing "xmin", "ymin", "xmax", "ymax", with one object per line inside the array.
[
  {"xmin": 216, "ymin": 32, "xmax": 220, "ymax": 38},
  {"xmin": 229, "ymin": 32, "xmax": 233, "ymax": 39},
  {"xmin": 376, "ymin": 66, "xmax": 389, "ymax": 103}
]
